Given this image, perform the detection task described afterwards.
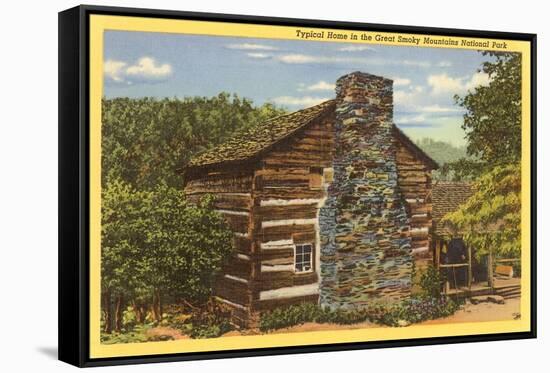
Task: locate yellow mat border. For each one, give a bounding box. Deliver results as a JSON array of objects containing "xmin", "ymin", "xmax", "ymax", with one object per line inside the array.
[{"xmin": 88, "ymin": 14, "xmax": 532, "ymax": 359}]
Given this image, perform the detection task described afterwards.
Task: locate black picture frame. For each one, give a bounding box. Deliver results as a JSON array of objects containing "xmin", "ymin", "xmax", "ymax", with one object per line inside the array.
[{"xmin": 58, "ymin": 4, "xmax": 537, "ymax": 367}]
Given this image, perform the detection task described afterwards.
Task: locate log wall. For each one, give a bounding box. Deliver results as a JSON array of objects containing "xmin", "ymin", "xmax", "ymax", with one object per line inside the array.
[
  {"xmin": 395, "ymin": 141, "xmax": 434, "ymax": 272},
  {"xmin": 250, "ymin": 113, "xmax": 335, "ymax": 311},
  {"xmin": 184, "ymin": 170, "xmax": 255, "ymax": 325}
]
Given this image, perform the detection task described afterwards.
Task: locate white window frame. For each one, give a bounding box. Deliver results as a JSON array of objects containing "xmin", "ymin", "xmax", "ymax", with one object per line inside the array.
[{"xmin": 294, "ymin": 243, "xmax": 313, "ymax": 274}]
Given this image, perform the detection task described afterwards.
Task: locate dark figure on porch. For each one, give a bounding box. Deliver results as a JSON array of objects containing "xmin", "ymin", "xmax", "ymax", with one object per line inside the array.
[{"xmin": 444, "ymin": 236, "xmax": 468, "ymax": 288}]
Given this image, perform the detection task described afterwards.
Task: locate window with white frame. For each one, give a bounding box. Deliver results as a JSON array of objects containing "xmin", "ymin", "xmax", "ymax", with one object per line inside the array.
[{"xmin": 295, "ymin": 244, "xmax": 313, "ymax": 273}]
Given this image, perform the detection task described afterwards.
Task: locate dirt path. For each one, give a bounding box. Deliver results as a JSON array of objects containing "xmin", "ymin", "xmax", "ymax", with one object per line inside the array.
[
  {"xmin": 419, "ymin": 297, "xmax": 521, "ymax": 325},
  {"xmin": 153, "ymin": 298, "xmax": 521, "ymax": 339},
  {"xmin": 146, "ymin": 326, "xmax": 189, "ymax": 340},
  {"xmin": 224, "ymin": 297, "xmax": 521, "ymax": 336}
]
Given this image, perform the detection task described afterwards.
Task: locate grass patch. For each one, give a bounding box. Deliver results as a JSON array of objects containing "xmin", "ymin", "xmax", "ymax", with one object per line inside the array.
[{"xmin": 259, "ymin": 296, "xmax": 461, "ymax": 333}]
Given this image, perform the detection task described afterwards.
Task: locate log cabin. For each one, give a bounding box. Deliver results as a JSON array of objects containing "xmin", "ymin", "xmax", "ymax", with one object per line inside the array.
[{"xmin": 182, "ymin": 72, "xmax": 439, "ymax": 326}]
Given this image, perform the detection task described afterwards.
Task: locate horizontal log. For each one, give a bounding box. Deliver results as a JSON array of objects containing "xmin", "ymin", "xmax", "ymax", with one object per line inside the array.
[
  {"xmin": 259, "ymin": 224, "xmax": 316, "ymax": 243},
  {"xmin": 410, "ymin": 229, "xmax": 429, "ymax": 239},
  {"xmin": 398, "ymin": 170, "xmax": 430, "ymax": 178},
  {"xmin": 214, "ymin": 278, "xmax": 250, "ymax": 305},
  {"xmin": 411, "ymin": 238, "xmax": 430, "ymax": 247},
  {"xmin": 291, "ymin": 142, "xmax": 334, "ymax": 153},
  {"xmin": 258, "ymin": 271, "xmax": 318, "ymax": 291},
  {"xmin": 212, "ymin": 194, "xmax": 252, "ymax": 211},
  {"xmin": 254, "ymin": 188, "xmax": 325, "ymax": 200},
  {"xmin": 262, "ymin": 256, "xmax": 294, "ymax": 266},
  {"xmin": 292, "ymin": 231, "xmax": 316, "ymax": 244},
  {"xmin": 223, "ymin": 257, "xmax": 252, "ymax": 279},
  {"xmin": 252, "ymin": 294, "xmax": 319, "ymax": 311},
  {"xmin": 185, "ymin": 175, "xmax": 253, "ymax": 194},
  {"xmin": 259, "ymin": 247, "xmax": 294, "ymax": 261},
  {"xmin": 303, "ymin": 129, "xmax": 334, "ymax": 138},
  {"xmin": 223, "ymin": 214, "xmax": 249, "ymax": 233},
  {"xmin": 307, "ymin": 120, "xmax": 334, "ymax": 131},
  {"xmin": 264, "ymin": 151, "xmax": 332, "ymax": 164},
  {"xmin": 234, "ymin": 236, "xmax": 252, "ymax": 254},
  {"xmin": 255, "ymin": 204, "xmax": 318, "ymax": 221},
  {"xmin": 294, "ymin": 137, "xmax": 334, "ymax": 147},
  {"xmin": 410, "ymin": 215, "xmax": 431, "ymax": 225},
  {"xmin": 256, "ymin": 167, "xmax": 309, "ymax": 176},
  {"xmin": 262, "ymin": 157, "xmax": 333, "ymax": 168}
]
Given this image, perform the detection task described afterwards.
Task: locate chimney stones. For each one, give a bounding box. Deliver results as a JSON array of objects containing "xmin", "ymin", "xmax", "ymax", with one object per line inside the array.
[{"xmin": 319, "ymin": 72, "xmax": 413, "ymax": 309}]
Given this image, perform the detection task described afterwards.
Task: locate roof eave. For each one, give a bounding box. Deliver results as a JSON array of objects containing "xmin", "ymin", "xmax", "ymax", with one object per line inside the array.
[{"xmin": 392, "ymin": 124, "xmax": 440, "ymax": 170}]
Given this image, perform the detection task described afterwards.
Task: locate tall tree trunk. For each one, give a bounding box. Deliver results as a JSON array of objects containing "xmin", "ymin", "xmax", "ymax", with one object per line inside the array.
[
  {"xmin": 102, "ymin": 290, "xmax": 112, "ymax": 334},
  {"xmin": 152, "ymin": 290, "xmax": 162, "ymax": 322},
  {"xmin": 114, "ymin": 294, "xmax": 124, "ymax": 332},
  {"xmin": 132, "ymin": 301, "xmax": 146, "ymax": 324}
]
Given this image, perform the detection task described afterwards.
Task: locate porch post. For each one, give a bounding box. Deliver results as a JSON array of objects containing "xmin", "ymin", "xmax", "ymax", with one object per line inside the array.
[
  {"xmin": 487, "ymin": 248, "xmax": 494, "ymax": 288},
  {"xmin": 467, "ymin": 244, "xmax": 472, "ymax": 290}
]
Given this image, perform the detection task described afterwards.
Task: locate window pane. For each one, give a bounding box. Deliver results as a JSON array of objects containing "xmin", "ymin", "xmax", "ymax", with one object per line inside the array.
[
  {"xmin": 304, "ymin": 253, "xmax": 311, "ymax": 262},
  {"xmin": 295, "ymin": 243, "xmax": 313, "ymax": 272}
]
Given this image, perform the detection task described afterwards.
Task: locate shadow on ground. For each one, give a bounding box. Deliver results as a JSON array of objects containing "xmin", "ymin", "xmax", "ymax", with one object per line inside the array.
[{"xmin": 37, "ymin": 346, "xmax": 58, "ymax": 360}]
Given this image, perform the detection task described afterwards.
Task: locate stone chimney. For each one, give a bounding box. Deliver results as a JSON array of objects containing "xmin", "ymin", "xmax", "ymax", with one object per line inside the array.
[{"xmin": 319, "ymin": 72, "xmax": 412, "ymax": 309}]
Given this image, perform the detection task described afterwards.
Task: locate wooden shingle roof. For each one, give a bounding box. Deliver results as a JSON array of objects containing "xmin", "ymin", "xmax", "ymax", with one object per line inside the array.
[
  {"xmin": 432, "ymin": 182, "xmax": 474, "ymax": 235},
  {"xmin": 184, "ymin": 99, "xmax": 438, "ymax": 174},
  {"xmin": 186, "ymin": 100, "xmax": 336, "ymax": 169}
]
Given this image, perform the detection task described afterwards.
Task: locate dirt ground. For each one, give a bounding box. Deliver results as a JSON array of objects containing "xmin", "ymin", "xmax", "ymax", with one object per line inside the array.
[
  {"xmin": 225, "ymin": 297, "xmax": 521, "ymax": 336},
  {"xmin": 419, "ymin": 297, "xmax": 521, "ymax": 325},
  {"xmin": 149, "ymin": 297, "xmax": 521, "ymax": 339}
]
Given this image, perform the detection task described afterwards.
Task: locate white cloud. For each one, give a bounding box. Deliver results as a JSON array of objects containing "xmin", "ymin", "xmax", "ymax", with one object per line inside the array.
[
  {"xmin": 437, "ymin": 61, "xmax": 453, "ymax": 67},
  {"xmin": 338, "ymin": 45, "xmax": 376, "ymax": 52},
  {"xmin": 427, "ymin": 74, "xmax": 463, "ymax": 95},
  {"xmin": 247, "ymin": 52, "xmax": 271, "ymax": 59},
  {"xmin": 226, "ymin": 43, "xmax": 278, "ymax": 51},
  {"xmin": 394, "ymin": 86, "xmax": 425, "ymax": 106},
  {"xmin": 396, "ymin": 114, "xmax": 427, "ymax": 124},
  {"xmin": 392, "ymin": 77, "xmax": 411, "ymax": 86},
  {"xmin": 270, "ymin": 96, "xmax": 330, "ymax": 108},
  {"xmin": 298, "ymin": 81, "xmax": 335, "ymax": 92},
  {"xmin": 104, "ymin": 60, "xmax": 127, "ymax": 83},
  {"xmin": 428, "ymin": 72, "xmax": 490, "ymax": 95},
  {"xmin": 278, "ymin": 54, "xmax": 321, "ymax": 64},
  {"xmin": 467, "ymin": 72, "xmax": 491, "ymax": 89},
  {"xmin": 420, "ymin": 105, "xmax": 461, "ymax": 113},
  {"xmin": 125, "ymin": 57, "xmax": 172, "ymax": 79},
  {"xmin": 104, "ymin": 57, "xmax": 172, "ymax": 84}
]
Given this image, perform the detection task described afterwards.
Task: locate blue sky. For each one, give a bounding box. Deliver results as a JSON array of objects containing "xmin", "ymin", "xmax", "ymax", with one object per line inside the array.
[{"xmin": 104, "ymin": 31, "xmax": 491, "ymax": 146}]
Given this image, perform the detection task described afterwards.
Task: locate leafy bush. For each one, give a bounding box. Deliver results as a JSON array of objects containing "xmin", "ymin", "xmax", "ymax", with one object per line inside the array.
[
  {"xmin": 188, "ymin": 300, "xmax": 233, "ymax": 339},
  {"xmin": 259, "ymin": 303, "xmax": 371, "ymax": 333},
  {"xmin": 418, "ymin": 265, "xmax": 445, "ymax": 299},
  {"xmin": 259, "ymin": 295, "xmax": 461, "ymax": 333},
  {"xmin": 373, "ymin": 296, "xmax": 460, "ymax": 327},
  {"xmin": 100, "ymin": 324, "xmax": 151, "ymax": 344}
]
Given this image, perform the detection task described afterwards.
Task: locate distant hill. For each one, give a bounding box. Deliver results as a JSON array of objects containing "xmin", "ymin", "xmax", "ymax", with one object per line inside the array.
[{"xmin": 414, "ymin": 138, "xmax": 468, "ymax": 180}]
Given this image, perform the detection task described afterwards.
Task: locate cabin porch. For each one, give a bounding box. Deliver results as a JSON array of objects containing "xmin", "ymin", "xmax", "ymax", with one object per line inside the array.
[{"xmin": 434, "ymin": 237, "xmax": 521, "ymax": 300}]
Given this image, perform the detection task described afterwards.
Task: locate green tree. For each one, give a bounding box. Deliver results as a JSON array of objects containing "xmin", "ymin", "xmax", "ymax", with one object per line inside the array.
[
  {"xmin": 439, "ymin": 52, "xmax": 522, "ymax": 264},
  {"xmin": 415, "ymin": 138, "xmax": 468, "ymax": 181},
  {"xmin": 100, "ymin": 93, "xmax": 283, "ymax": 330},
  {"xmin": 101, "ymin": 179, "xmax": 153, "ymax": 332},
  {"xmin": 443, "ymin": 52, "xmax": 521, "ymax": 180},
  {"xmin": 144, "ymin": 185, "xmax": 234, "ymax": 320},
  {"xmin": 101, "ymin": 180, "xmax": 234, "ymax": 330},
  {"xmin": 102, "ymin": 93, "xmax": 285, "ymax": 189},
  {"xmin": 442, "ymin": 163, "xmax": 521, "ymax": 259}
]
